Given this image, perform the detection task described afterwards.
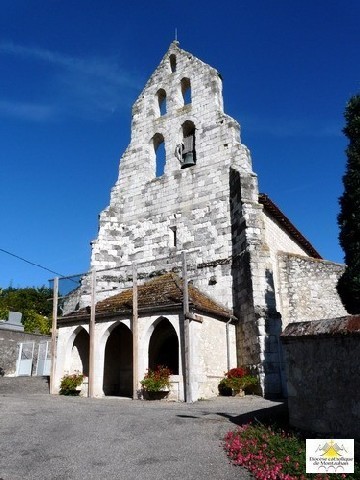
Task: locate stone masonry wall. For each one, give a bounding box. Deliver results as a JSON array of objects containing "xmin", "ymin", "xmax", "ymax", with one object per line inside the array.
[
  {"xmin": 193, "ymin": 315, "xmax": 237, "ymax": 399},
  {"xmin": 277, "ymin": 253, "xmax": 347, "ymax": 329},
  {"xmin": 260, "ymin": 214, "xmax": 314, "ymax": 397},
  {"xmin": 0, "ymin": 329, "xmax": 50, "ymax": 376},
  {"xmin": 263, "ymin": 212, "xmax": 308, "ymax": 259},
  {"xmin": 229, "ymin": 166, "xmax": 277, "ymax": 396},
  {"xmin": 281, "ymin": 316, "xmax": 360, "ymax": 439},
  {"xmin": 263, "ymin": 212, "xmax": 309, "ymax": 314}
]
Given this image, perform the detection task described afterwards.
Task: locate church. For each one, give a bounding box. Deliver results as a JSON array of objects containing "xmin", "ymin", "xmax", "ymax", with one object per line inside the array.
[{"xmin": 53, "ymin": 41, "xmax": 346, "ymax": 400}]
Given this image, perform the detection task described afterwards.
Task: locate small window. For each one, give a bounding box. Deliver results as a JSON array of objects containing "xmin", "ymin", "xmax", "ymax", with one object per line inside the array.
[
  {"xmin": 181, "ymin": 77, "xmax": 191, "ymax": 105},
  {"xmin": 170, "ymin": 226, "xmax": 177, "ymax": 247},
  {"xmin": 169, "ymin": 54, "xmax": 176, "ymax": 73},
  {"xmin": 157, "ymin": 89, "xmax": 166, "ymax": 116},
  {"xmin": 153, "ymin": 133, "xmax": 165, "ymax": 177}
]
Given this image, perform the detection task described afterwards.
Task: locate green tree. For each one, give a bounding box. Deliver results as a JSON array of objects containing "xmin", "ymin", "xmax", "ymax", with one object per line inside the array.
[
  {"xmin": 0, "ymin": 286, "xmax": 53, "ymax": 334},
  {"xmin": 337, "ymin": 94, "xmax": 360, "ymax": 313}
]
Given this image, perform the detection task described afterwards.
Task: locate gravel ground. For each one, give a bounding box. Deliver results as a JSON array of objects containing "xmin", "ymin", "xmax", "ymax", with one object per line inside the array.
[{"xmin": 0, "ymin": 394, "xmax": 286, "ymax": 480}]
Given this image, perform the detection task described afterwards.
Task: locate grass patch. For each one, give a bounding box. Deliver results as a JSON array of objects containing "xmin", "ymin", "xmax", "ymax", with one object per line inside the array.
[{"xmin": 223, "ymin": 422, "xmax": 359, "ymax": 480}]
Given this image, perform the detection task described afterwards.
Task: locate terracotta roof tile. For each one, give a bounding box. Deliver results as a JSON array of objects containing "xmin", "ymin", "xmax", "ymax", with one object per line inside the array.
[
  {"xmin": 281, "ymin": 315, "xmax": 360, "ymax": 338},
  {"xmin": 61, "ymin": 272, "xmax": 233, "ymax": 321}
]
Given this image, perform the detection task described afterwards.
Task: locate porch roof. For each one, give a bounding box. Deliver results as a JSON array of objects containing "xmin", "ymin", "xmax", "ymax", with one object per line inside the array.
[{"xmin": 60, "ymin": 272, "xmax": 234, "ymax": 322}]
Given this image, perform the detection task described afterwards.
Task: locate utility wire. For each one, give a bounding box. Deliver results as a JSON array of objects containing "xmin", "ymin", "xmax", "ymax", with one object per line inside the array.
[{"xmin": 0, "ymin": 247, "xmax": 65, "ymax": 277}]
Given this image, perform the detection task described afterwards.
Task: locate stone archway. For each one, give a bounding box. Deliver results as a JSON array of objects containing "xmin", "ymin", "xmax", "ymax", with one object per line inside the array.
[
  {"xmin": 68, "ymin": 327, "xmax": 89, "ymax": 376},
  {"xmin": 103, "ymin": 323, "xmax": 133, "ymax": 396},
  {"xmin": 148, "ymin": 318, "xmax": 179, "ymax": 374}
]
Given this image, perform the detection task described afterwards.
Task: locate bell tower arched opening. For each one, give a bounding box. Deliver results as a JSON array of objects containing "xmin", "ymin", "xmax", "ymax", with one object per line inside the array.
[
  {"xmin": 181, "ymin": 120, "xmax": 196, "ymax": 168},
  {"xmin": 169, "ymin": 54, "xmax": 176, "ymax": 73},
  {"xmin": 181, "ymin": 77, "xmax": 191, "ymax": 105},
  {"xmin": 152, "ymin": 132, "xmax": 166, "ymax": 177},
  {"xmin": 156, "ymin": 88, "xmax": 166, "ymax": 116}
]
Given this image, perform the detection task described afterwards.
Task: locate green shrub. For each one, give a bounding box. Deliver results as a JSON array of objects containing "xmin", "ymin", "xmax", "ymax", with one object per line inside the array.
[
  {"xmin": 140, "ymin": 365, "xmax": 171, "ymax": 392},
  {"xmin": 59, "ymin": 372, "xmax": 84, "ymax": 396},
  {"xmin": 218, "ymin": 378, "xmax": 233, "ymax": 396}
]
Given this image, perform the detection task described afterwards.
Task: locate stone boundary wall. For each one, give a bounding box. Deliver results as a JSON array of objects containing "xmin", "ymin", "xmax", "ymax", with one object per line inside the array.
[
  {"xmin": 281, "ymin": 316, "xmax": 360, "ymax": 439},
  {"xmin": 0, "ymin": 329, "xmax": 50, "ymax": 376},
  {"xmin": 277, "ymin": 253, "xmax": 347, "ymax": 328}
]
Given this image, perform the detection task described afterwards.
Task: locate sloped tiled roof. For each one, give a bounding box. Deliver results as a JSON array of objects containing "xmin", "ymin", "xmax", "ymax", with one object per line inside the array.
[
  {"xmin": 259, "ymin": 193, "xmax": 322, "ymax": 259},
  {"xmin": 282, "ymin": 315, "xmax": 360, "ymax": 338},
  {"xmin": 60, "ymin": 272, "xmax": 233, "ymax": 322}
]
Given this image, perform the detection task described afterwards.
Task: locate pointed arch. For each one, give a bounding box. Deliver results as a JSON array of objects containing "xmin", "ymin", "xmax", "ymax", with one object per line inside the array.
[
  {"xmin": 148, "ymin": 317, "xmax": 179, "ymax": 375},
  {"xmin": 102, "ymin": 322, "xmax": 133, "ymax": 396},
  {"xmin": 63, "ymin": 325, "xmax": 89, "ymax": 375},
  {"xmin": 70, "ymin": 327, "xmax": 90, "ymax": 376}
]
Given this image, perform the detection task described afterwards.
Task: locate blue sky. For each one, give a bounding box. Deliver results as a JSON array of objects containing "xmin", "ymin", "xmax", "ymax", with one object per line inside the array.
[{"xmin": 0, "ymin": 1, "xmax": 359, "ymax": 288}]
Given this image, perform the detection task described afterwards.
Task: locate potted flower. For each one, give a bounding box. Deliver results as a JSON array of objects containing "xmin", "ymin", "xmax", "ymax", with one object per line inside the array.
[
  {"xmin": 218, "ymin": 367, "xmax": 258, "ymax": 397},
  {"xmin": 140, "ymin": 365, "xmax": 171, "ymax": 400},
  {"xmin": 59, "ymin": 372, "xmax": 84, "ymax": 396}
]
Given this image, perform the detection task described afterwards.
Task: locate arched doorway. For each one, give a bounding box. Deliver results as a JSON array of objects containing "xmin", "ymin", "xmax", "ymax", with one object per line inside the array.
[
  {"xmin": 103, "ymin": 323, "xmax": 133, "ymax": 396},
  {"xmin": 148, "ymin": 318, "xmax": 179, "ymax": 374},
  {"xmin": 70, "ymin": 328, "xmax": 89, "ymax": 376}
]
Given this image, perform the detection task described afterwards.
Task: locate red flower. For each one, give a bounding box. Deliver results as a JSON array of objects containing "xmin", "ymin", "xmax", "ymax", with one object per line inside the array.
[{"xmin": 225, "ymin": 367, "xmax": 248, "ymax": 378}]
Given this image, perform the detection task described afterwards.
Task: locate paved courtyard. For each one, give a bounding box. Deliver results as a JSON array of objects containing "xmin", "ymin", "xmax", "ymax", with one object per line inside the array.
[{"xmin": 0, "ymin": 394, "xmax": 286, "ymax": 480}]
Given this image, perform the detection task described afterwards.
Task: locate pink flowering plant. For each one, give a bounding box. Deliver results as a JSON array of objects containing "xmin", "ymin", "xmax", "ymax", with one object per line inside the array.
[
  {"xmin": 223, "ymin": 422, "xmax": 359, "ymax": 479},
  {"xmin": 218, "ymin": 367, "xmax": 258, "ymax": 395},
  {"xmin": 140, "ymin": 365, "xmax": 171, "ymax": 392}
]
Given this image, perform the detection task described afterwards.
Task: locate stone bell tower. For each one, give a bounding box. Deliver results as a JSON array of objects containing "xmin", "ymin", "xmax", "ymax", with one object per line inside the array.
[
  {"xmin": 88, "ymin": 41, "xmax": 273, "ymax": 394},
  {"xmin": 91, "ymin": 40, "xmax": 258, "ymax": 294}
]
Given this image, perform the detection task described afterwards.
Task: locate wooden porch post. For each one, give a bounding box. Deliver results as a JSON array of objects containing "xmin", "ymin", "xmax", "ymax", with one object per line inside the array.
[
  {"xmin": 182, "ymin": 251, "xmax": 192, "ymax": 403},
  {"xmin": 50, "ymin": 277, "xmax": 58, "ymax": 394},
  {"xmin": 88, "ymin": 269, "xmax": 96, "ymax": 398},
  {"xmin": 132, "ymin": 263, "xmax": 139, "ymax": 399}
]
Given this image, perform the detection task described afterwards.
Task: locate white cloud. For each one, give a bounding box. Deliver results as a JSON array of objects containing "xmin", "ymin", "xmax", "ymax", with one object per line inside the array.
[
  {"xmin": 0, "ymin": 100, "xmax": 54, "ymax": 121},
  {"xmin": 0, "ymin": 42, "xmax": 136, "ymax": 87},
  {"xmin": 0, "ymin": 42, "xmax": 141, "ymax": 120}
]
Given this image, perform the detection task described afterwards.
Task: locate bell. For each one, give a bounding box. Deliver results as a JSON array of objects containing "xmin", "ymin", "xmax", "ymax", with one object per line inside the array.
[{"xmin": 181, "ymin": 152, "xmax": 196, "ymax": 169}]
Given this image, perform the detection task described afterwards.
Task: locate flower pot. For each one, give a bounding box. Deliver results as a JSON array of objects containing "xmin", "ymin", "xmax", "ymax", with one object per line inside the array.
[
  {"xmin": 143, "ymin": 390, "xmax": 169, "ymax": 400},
  {"xmin": 232, "ymin": 389, "xmax": 245, "ymax": 397}
]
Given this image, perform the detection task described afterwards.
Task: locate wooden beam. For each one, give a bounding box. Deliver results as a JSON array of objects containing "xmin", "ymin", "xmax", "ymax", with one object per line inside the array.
[
  {"xmin": 182, "ymin": 251, "xmax": 192, "ymax": 403},
  {"xmin": 185, "ymin": 313, "xmax": 203, "ymax": 323},
  {"xmin": 132, "ymin": 263, "xmax": 139, "ymax": 399},
  {"xmin": 88, "ymin": 269, "xmax": 96, "ymax": 398},
  {"xmin": 49, "ymin": 277, "xmax": 58, "ymax": 394}
]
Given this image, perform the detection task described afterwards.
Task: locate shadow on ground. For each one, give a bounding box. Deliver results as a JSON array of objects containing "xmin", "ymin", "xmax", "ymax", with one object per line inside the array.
[{"xmin": 217, "ymin": 401, "xmax": 289, "ymax": 427}]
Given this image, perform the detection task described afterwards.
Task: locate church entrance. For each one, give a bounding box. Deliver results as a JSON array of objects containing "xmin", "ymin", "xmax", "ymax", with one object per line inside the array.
[
  {"xmin": 103, "ymin": 323, "xmax": 133, "ymax": 396},
  {"xmin": 71, "ymin": 328, "xmax": 89, "ymax": 376},
  {"xmin": 148, "ymin": 318, "xmax": 179, "ymax": 375}
]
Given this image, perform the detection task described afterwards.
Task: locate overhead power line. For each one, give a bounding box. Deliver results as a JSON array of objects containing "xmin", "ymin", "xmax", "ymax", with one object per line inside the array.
[{"xmin": 0, "ymin": 247, "xmax": 65, "ymax": 277}]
